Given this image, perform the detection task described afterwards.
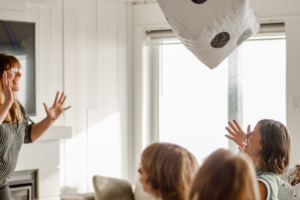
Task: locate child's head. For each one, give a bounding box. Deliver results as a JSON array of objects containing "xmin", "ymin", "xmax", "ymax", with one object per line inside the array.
[
  {"xmin": 290, "ymin": 165, "xmax": 300, "ymax": 186},
  {"xmin": 138, "ymin": 142, "xmax": 199, "ymax": 200},
  {"xmin": 189, "ymin": 149, "xmax": 259, "ymax": 200},
  {"xmin": 244, "ymin": 119, "xmax": 291, "ymax": 174}
]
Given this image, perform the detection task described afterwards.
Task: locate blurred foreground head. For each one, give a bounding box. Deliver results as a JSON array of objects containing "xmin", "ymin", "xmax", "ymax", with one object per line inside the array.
[{"xmin": 189, "ymin": 149, "xmax": 259, "ymax": 200}]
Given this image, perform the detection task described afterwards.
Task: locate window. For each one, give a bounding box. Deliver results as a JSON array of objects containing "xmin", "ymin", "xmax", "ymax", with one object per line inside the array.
[
  {"xmin": 159, "ymin": 39, "xmax": 228, "ymax": 163},
  {"xmin": 242, "ymin": 37, "xmax": 286, "ymax": 129},
  {"xmin": 156, "ymin": 35, "xmax": 286, "ymax": 164}
]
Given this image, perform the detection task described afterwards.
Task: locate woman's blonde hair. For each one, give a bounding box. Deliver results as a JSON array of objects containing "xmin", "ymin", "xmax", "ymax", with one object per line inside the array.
[
  {"xmin": 0, "ymin": 53, "xmax": 23, "ymax": 123},
  {"xmin": 141, "ymin": 142, "xmax": 199, "ymax": 200},
  {"xmin": 189, "ymin": 149, "xmax": 260, "ymax": 200}
]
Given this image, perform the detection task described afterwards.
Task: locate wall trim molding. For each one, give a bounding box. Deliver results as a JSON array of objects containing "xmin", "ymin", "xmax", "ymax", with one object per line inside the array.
[{"xmin": 27, "ymin": 0, "xmax": 58, "ymax": 6}]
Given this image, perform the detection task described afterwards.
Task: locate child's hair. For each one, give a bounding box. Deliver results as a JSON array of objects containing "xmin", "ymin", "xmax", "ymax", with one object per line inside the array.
[
  {"xmin": 189, "ymin": 149, "xmax": 260, "ymax": 200},
  {"xmin": 0, "ymin": 53, "xmax": 23, "ymax": 123},
  {"xmin": 290, "ymin": 165, "xmax": 300, "ymax": 186},
  {"xmin": 257, "ymin": 119, "xmax": 291, "ymax": 175},
  {"xmin": 141, "ymin": 142, "xmax": 199, "ymax": 200}
]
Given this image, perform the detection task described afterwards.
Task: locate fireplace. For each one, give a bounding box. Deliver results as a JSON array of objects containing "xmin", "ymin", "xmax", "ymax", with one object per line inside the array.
[{"xmin": 7, "ymin": 170, "xmax": 37, "ymax": 200}]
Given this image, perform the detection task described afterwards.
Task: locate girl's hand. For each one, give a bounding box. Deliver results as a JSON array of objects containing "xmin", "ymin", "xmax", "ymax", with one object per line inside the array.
[
  {"xmin": 43, "ymin": 92, "xmax": 71, "ymax": 122},
  {"xmin": 2, "ymin": 72, "xmax": 14, "ymax": 105},
  {"xmin": 225, "ymin": 120, "xmax": 250, "ymax": 149}
]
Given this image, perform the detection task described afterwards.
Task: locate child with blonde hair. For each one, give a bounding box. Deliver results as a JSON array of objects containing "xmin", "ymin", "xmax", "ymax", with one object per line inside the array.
[
  {"xmin": 189, "ymin": 149, "xmax": 260, "ymax": 200},
  {"xmin": 138, "ymin": 142, "xmax": 199, "ymax": 200}
]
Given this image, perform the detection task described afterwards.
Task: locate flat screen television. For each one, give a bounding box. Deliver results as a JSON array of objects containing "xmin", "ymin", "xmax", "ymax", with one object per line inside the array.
[{"xmin": 0, "ymin": 20, "xmax": 36, "ymax": 116}]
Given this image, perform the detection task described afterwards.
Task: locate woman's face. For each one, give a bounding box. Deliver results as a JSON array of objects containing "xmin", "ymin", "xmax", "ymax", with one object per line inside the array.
[
  {"xmin": 243, "ymin": 123, "xmax": 263, "ymax": 159},
  {"xmin": 138, "ymin": 166, "xmax": 152, "ymax": 194},
  {"xmin": 5, "ymin": 66, "xmax": 22, "ymax": 92}
]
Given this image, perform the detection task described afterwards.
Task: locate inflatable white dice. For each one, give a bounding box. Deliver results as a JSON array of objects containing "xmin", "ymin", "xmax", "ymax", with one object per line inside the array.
[{"xmin": 157, "ymin": 0, "xmax": 260, "ymax": 69}]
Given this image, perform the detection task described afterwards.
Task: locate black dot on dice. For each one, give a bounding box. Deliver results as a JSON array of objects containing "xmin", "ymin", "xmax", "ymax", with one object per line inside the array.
[
  {"xmin": 191, "ymin": 0, "xmax": 207, "ymax": 4},
  {"xmin": 211, "ymin": 32, "xmax": 230, "ymax": 48},
  {"xmin": 237, "ymin": 29, "xmax": 252, "ymax": 46}
]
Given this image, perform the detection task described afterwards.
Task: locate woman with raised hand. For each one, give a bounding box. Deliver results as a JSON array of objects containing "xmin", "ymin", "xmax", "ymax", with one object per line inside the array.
[
  {"xmin": 225, "ymin": 119, "xmax": 292, "ymax": 200},
  {"xmin": 0, "ymin": 53, "xmax": 71, "ymax": 200},
  {"xmin": 189, "ymin": 149, "xmax": 260, "ymax": 200},
  {"xmin": 138, "ymin": 142, "xmax": 199, "ymax": 200}
]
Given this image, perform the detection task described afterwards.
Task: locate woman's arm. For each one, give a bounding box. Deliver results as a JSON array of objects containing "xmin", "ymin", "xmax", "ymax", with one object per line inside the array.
[
  {"xmin": 30, "ymin": 116, "xmax": 54, "ymax": 142},
  {"xmin": 30, "ymin": 92, "xmax": 71, "ymax": 142}
]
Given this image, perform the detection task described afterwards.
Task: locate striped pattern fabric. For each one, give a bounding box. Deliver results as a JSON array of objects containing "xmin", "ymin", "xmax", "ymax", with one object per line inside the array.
[{"xmin": 0, "ymin": 103, "xmax": 32, "ymax": 181}]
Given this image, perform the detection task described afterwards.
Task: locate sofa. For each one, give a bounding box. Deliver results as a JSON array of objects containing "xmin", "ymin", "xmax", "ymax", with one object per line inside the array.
[{"xmin": 61, "ymin": 173, "xmax": 153, "ymax": 200}]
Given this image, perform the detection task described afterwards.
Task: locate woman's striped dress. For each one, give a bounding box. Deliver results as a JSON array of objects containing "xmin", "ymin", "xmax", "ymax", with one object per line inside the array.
[{"xmin": 0, "ymin": 103, "xmax": 32, "ymax": 181}]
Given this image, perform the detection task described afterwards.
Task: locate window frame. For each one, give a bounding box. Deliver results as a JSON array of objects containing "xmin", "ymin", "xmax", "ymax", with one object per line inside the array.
[{"xmin": 143, "ymin": 24, "xmax": 286, "ymax": 155}]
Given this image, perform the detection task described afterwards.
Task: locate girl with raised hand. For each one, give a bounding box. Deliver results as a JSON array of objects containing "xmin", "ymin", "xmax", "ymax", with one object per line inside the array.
[
  {"xmin": 225, "ymin": 119, "xmax": 293, "ymax": 200},
  {"xmin": 0, "ymin": 53, "xmax": 71, "ymax": 200},
  {"xmin": 189, "ymin": 149, "xmax": 260, "ymax": 200},
  {"xmin": 138, "ymin": 142, "xmax": 199, "ymax": 200}
]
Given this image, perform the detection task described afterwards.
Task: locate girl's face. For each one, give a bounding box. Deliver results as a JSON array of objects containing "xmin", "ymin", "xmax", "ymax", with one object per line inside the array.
[
  {"xmin": 138, "ymin": 166, "xmax": 152, "ymax": 194},
  {"xmin": 243, "ymin": 123, "xmax": 263, "ymax": 159},
  {"xmin": 5, "ymin": 66, "xmax": 22, "ymax": 92}
]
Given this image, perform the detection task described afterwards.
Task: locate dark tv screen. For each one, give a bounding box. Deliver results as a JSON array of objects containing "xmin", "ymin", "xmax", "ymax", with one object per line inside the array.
[{"xmin": 0, "ymin": 20, "xmax": 36, "ymax": 116}]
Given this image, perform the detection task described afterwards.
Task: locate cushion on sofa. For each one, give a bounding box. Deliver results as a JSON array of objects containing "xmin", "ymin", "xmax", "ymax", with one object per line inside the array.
[
  {"xmin": 93, "ymin": 175, "xmax": 134, "ymax": 200},
  {"xmin": 61, "ymin": 196, "xmax": 84, "ymax": 200},
  {"xmin": 61, "ymin": 192, "xmax": 95, "ymax": 200}
]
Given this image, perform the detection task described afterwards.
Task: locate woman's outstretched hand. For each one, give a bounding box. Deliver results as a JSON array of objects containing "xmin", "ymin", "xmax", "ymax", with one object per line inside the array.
[
  {"xmin": 2, "ymin": 72, "xmax": 14, "ymax": 105},
  {"xmin": 225, "ymin": 120, "xmax": 250, "ymax": 151},
  {"xmin": 43, "ymin": 92, "xmax": 71, "ymax": 122}
]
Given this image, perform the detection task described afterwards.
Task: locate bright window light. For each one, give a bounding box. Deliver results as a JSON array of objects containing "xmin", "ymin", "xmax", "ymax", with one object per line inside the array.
[
  {"xmin": 242, "ymin": 39, "xmax": 286, "ymax": 130},
  {"xmin": 159, "ymin": 37, "xmax": 286, "ymax": 163},
  {"xmin": 159, "ymin": 39, "xmax": 228, "ymax": 164}
]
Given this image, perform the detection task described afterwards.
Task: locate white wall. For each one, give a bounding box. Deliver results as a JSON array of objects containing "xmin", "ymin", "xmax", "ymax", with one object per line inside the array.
[
  {"xmin": 0, "ymin": 0, "xmax": 132, "ymax": 195},
  {"xmin": 55, "ymin": 0, "xmax": 132, "ymax": 195},
  {"xmin": 132, "ymin": 1, "xmax": 300, "ymax": 172}
]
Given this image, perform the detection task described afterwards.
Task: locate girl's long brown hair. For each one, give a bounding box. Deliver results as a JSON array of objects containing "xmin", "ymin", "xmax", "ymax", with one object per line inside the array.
[
  {"xmin": 141, "ymin": 143, "xmax": 199, "ymax": 200},
  {"xmin": 258, "ymin": 119, "xmax": 291, "ymax": 175},
  {"xmin": 189, "ymin": 149, "xmax": 260, "ymax": 200},
  {"xmin": 0, "ymin": 53, "xmax": 23, "ymax": 123}
]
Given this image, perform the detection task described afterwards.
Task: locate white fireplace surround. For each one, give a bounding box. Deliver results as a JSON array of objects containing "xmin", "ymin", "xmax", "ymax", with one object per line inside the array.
[{"xmin": 15, "ymin": 126, "xmax": 72, "ymax": 200}]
